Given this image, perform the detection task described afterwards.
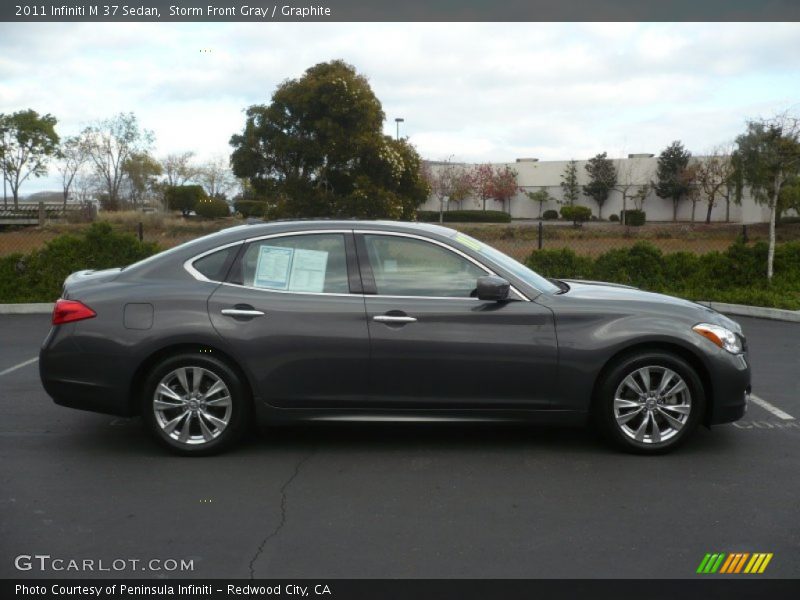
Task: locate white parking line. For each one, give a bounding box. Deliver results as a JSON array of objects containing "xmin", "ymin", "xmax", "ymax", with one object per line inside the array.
[
  {"xmin": 750, "ymin": 394, "xmax": 795, "ymax": 421},
  {"xmin": 0, "ymin": 357, "xmax": 39, "ymax": 377}
]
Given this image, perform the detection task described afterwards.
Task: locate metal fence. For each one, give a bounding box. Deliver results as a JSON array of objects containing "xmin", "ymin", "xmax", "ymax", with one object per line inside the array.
[{"xmin": 0, "ymin": 216, "xmax": 773, "ymax": 262}]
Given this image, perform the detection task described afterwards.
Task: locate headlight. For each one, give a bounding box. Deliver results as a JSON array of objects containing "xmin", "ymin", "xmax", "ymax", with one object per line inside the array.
[{"xmin": 692, "ymin": 323, "xmax": 743, "ymax": 354}]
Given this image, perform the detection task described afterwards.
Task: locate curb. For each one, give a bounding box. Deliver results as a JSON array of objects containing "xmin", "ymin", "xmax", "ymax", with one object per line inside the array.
[
  {"xmin": 696, "ymin": 301, "xmax": 800, "ymax": 323},
  {"xmin": 0, "ymin": 303, "xmax": 54, "ymax": 314},
  {"xmin": 0, "ymin": 301, "xmax": 798, "ymax": 322}
]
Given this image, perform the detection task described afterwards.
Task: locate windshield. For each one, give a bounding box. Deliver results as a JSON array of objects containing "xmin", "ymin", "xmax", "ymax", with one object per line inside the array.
[{"xmin": 450, "ymin": 232, "xmax": 560, "ymax": 295}]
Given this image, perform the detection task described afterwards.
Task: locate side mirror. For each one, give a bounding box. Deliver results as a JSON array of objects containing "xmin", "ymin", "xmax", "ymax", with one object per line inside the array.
[{"xmin": 476, "ymin": 276, "xmax": 510, "ymax": 301}]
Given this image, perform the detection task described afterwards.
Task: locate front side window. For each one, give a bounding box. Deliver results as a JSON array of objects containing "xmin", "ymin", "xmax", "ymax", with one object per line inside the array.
[
  {"xmin": 363, "ymin": 234, "xmax": 486, "ymax": 297},
  {"xmin": 238, "ymin": 233, "xmax": 349, "ymax": 294}
]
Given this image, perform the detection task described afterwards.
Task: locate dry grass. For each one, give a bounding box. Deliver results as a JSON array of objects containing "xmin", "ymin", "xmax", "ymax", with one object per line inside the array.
[{"xmin": 2, "ymin": 213, "xmax": 799, "ymax": 258}]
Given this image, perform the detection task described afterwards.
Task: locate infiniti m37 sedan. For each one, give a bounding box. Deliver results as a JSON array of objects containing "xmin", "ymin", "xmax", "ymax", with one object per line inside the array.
[{"xmin": 40, "ymin": 220, "xmax": 751, "ymax": 454}]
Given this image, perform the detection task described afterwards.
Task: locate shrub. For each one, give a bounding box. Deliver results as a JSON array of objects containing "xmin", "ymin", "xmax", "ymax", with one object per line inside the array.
[
  {"xmin": 542, "ymin": 209, "xmax": 559, "ymax": 220},
  {"xmin": 0, "ymin": 223, "xmax": 159, "ymax": 303},
  {"xmin": 234, "ymin": 200, "xmax": 270, "ymax": 219},
  {"xmin": 416, "ymin": 210, "xmax": 511, "ymax": 223},
  {"xmin": 592, "ymin": 242, "xmax": 665, "ymax": 289},
  {"xmin": 165, "ymin": 185, "xmax": 206, "ymax": 216},
  {"xmin": 622, "ymin": 209, "xmax": 646, "ymax": 226},
  {"xmin": 609, "ymin": 214, "xmax": 620, "ymax": 222},
  {"xmin": 526, "ymin": 248, "xmax": 593, "ymax": 279},
  {"xmin": 194, "ymin": 197, "xmax": 230, "ymax": 219},
  {"xmin": 560, "ymin": 205, "xmax": 592, "ymax": 225}
]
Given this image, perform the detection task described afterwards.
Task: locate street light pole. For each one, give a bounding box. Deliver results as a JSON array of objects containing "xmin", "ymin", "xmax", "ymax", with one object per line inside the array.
[
  {"xmin": 394, "ymin": 117, "xmax": 404, "ymax": 141},
  {"xmin": 1, "ymin": 129, "xmax": 7, "ymax": 208}
]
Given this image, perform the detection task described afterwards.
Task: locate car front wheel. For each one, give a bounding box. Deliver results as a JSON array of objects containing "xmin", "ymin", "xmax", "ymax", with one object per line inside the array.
[
  {"xmin": 595, "ymin": 352, "xmax": 705, "ymax": 454},
  {"xmin": 142, "ymin": 353, "xmax": 250, "ymax": 455}
]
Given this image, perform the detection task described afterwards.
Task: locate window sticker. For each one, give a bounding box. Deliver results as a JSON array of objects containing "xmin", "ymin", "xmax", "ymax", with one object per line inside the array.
[
  {"xmin": 454, "ymin": 233, "xmax": 483, "ymax": 252},
  {"xmin": 254, "ymin": 246, "xmax": 294, "ymax": 289},
  {"xmin": 288, "ymin": 248, "xmax": 329, "ymax": 293}
]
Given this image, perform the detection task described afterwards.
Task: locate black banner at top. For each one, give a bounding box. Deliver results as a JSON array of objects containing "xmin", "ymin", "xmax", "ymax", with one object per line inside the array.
[{"xmin": 2, "ymin": 0, "xmax": 800, "ymax": 22}]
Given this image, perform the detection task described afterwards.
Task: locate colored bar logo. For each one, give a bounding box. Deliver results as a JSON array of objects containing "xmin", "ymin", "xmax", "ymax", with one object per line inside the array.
[{"xmin": 697, "ymin": 553, "xmax": 773, "ymax": 574}]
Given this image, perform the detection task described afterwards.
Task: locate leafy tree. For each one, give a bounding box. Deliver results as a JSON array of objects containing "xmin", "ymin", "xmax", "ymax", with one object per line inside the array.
[
  {"xmin": 735, "ymin": 114, "xmax": 800, "ymax": 279},
  {"xmin": 655, "ymin": 141, "xmax": 692, "ymax": 221},
  {"xmin": 695, "ymin": 149, "xmax": 735, "ymax": 224},
  {"xmin": 422, "ymin": 157, "xmax": 460, "ymax": 222},
  {"xmin": 57, "ymin": 136, "xmax": 88, "ymax": 207},
  {"xmin": 560, "ymin": 159, "xmax": 580, "ymax": 206},
  {"xmin": 80, "ymin": 112, "xmax": 154, "ymax": 210},
  {"xmin": 633, "ymin": 184, "xmax": 650, "ymax": 211},
  {"xmin": 583, "ymin": 152, "xmax": 617, "ymax": 219},
  {"xmin": 560, "ymin": 204, "xmax": 592, "ymax": 226},
  {"xmin": 230, "ymin": 60, "xmax": 428, "ymax": 219},
  {"xmin": 0, "ymin": 109, "xmax": 60, "ymax": 208},
  {"xmin": 123, "ymin": 152, "xmax": 163, "ymax": 209},
  {"xmin": 680, "ymin": 162, "xmax": 701, "ymax": 222},
  {"xmin": 525, "ymin": 188, "xmax": 553, "ymax": 219},
  {"xmin": 469, "ymin": 164, "xmax": 495, "ymax": 211},
  {"xmin": 779, "ymin": 175, "xmax": 800, "ymax": 220},
  {"xmin": 489, "ymin": 165, "xmax": 520, "ymax": 214},
  {"xmin": 165, "ymin": 184, "xmax": 207, "ymax": 216}
]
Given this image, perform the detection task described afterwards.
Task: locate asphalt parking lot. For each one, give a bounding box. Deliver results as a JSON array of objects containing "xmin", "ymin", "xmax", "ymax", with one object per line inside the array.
[{"xmin": 1, "ymin": 313, "xmax": 798, "ymax": 579}]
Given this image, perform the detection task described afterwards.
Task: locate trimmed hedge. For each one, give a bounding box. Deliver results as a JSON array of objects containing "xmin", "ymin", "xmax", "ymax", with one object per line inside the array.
[
  {"xmin": 195, "ymin": 197, "xmax": 230, "ymax": 218},
  {"xmin": 526, "ymin": 240, "xmax": 800, "ymax": 309},
  {"xmin": 417, "ymin": 210, "xmax": 511, "ymax": 223},
  {"xmin": 0, "ymin": 223, "xmax": 160, "ymax": 303},
  {"xmin": 542, "ymin": 209, "xmax": 559, "ymax": 220},
  {"xmin": 560, "ymin": 205, "xmax": 592, "ymax": 224},
  {"xmin": 621, "ymin": 209, "xmax": 646, "ymax": 226},
  {"xmin": 234, "ymin": 200, "xmax": 270, "ymax": 218}
]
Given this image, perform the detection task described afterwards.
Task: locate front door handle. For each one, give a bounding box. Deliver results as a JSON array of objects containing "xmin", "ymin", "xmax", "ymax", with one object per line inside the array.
[
  {"xmin": 221, "ymin": 308, "xmax": 265, "ymax": 318},
  {"xmin": 373, "ymin": 315, "xmax": 417, "ymax": 324}
]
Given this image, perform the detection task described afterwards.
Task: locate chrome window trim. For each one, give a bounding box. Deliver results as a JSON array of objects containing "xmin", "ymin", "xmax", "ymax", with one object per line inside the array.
[
  {"xmin": 182, "ymin": 227, "xmax": 529, "ymax": 301},
  {"xmin": 183, "ymin": 241, "xmax": 244, "ymax": 283},
  {"xmin": 356, "ymin": 230, "xmax": 529, "ymax": 301}
]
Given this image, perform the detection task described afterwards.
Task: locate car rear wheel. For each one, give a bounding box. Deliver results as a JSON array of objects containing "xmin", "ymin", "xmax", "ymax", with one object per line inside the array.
[
  {"xmin": 595, "ymin": 352, "xmax": 705, "ymax": 454},
  {"xmin": 142, "ymin": 353, "xmax": 250, "ymax": 455}
]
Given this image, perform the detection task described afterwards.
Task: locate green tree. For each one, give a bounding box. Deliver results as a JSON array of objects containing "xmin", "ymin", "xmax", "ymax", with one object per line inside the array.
[
  {"xmin": 0, "ymin": 109, "xmax": 60, "ymax": 208},
  {"xmin": 165, "ymin": 184, "xmax": 207, "ymax": 216},
  {"xmin": 80, "ymin": 112, "xmax": 154, "ymax": 210},
  {"xmin": 525, "ymin": 188, "xmax": 553, "ymax": 218},
  {"xmin": 560, "ymin": 159, "xmax": 580, "ymax": 206},
  {"xmin": 655, "ymin": 141, "xmax": 692, "ymax": 221},
  {"xmin": 779, "ymin": 175, "xmax": 800, "ymax": 220},
  {"xmin": 230, "ymin": 60, "xmax": 428, "ymax": 218},
  {"xmin": 123, "ymin": 152, "xmax": 163, "ymax": 209},
  {"xmin": 583, "ymin": 152, "xmax": 617, "ymax": 219},
  {"xmin": 735, "ymin": 115, "xmax": 800, "ymax": 279}
]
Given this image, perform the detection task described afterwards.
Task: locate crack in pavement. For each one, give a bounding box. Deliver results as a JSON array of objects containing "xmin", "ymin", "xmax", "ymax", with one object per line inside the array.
[{"xmin": 248, "ymin": 450, "xmax": 316, "ymax": 579}]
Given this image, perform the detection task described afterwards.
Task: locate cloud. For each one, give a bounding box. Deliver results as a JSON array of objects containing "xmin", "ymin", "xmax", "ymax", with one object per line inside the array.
[{"xmin": 1, "ymin": 22, "xmax": 799, "ymax": 195}]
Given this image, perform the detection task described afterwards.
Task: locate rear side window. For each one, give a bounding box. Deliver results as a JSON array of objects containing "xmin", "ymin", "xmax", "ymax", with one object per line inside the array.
[
  {"xmin": 191, "ymin": 245, "xmax": 239, "ymax": 282},
  {"xmin": 237, "ymin": 233, "xmax": 349, "ymax": 294}
]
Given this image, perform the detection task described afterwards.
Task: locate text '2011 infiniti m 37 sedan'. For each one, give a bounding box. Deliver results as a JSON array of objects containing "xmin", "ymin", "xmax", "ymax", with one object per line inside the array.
[{"xmin": 40, "ymin": 220, "xmax": 751, "ymax": 455}]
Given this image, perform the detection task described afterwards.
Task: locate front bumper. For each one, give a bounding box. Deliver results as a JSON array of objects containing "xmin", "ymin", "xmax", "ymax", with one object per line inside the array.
[{"xmin": 706, "ymin": 350, "xmax": 751, "ymax": 426}]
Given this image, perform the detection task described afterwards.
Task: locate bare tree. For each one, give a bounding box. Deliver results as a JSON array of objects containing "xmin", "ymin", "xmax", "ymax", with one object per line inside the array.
[
  {"xmin": 161, "ymin": 151, "xmax": 198, "ymax": 187},
  {"xmin": 57, "ymin": 136, "xmax": 89, "ymax": 207},
  {"xmin": 198, "ymin": 155, "xmax": 237, "ymax": 199},
  {"xmin": 80, "ymin": 113, "xmax": 154, "ymax": 210},
  {"xmin": 695, "ymin": 148, "xmax": 735, "ymax": 224},
  {"xmin": 615, "ymin": 158, "xmax": 638, "ymax": 225}
]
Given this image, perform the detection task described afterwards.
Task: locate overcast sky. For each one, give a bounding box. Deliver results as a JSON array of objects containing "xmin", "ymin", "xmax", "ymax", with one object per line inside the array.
[{"xmin": 1, "ymin": 21, "xmax": 799, "ymax": 195}]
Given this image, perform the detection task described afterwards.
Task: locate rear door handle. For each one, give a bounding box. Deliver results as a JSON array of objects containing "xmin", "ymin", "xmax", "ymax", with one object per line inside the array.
[
  {"xmin": 373, "ymin": 315, "xmax": 417, "ymax": 324},
  {"xmin": 221, "ymin": 308, "xmax": 265, "ymax": 317}
]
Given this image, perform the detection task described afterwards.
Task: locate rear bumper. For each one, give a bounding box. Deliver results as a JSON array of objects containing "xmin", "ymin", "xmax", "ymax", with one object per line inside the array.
[{"xmin": 41, "ymin": 375, "xmax": 134, "ymax": 417}]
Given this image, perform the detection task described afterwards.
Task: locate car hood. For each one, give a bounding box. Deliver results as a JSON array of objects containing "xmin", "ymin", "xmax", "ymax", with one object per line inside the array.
[{"xmin": 559, "ymin": 280, "xmax": 742, "ymax": 332}]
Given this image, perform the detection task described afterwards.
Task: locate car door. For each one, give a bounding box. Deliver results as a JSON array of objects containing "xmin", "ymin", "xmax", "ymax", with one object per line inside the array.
[
  {"xmin": 356, "ymin": 231, "xmax": 558, "ymax": 409},
  {"xmin": 206, "ymin": 230, "xmax": 370, "ymax": 408}
]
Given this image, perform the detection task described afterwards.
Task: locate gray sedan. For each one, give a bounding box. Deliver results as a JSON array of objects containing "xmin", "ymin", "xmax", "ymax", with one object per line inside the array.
[{"xmin": 39, "ymin": 220, "xmax": 751, "ymax": 455}]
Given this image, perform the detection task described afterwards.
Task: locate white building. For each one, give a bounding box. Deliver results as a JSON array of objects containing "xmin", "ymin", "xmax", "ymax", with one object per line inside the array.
[{"xmin": 421, "ymin": 155, "xmax": 777, "ymax": 223}]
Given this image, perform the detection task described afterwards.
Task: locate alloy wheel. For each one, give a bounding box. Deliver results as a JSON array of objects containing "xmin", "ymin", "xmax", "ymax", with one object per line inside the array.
[
  {"xmin": 612, "ymin": 366, "xmax": 692, "ymax": 445},
  {"xmin": 152, "ymin": 367, "xmax": 233, "ymax": 445}
]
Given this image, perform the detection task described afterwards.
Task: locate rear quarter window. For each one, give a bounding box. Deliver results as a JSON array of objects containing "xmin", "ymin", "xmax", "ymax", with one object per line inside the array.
[{"xmin": 191, "ymin": 245, "xmax": 240, "ymax": 282}]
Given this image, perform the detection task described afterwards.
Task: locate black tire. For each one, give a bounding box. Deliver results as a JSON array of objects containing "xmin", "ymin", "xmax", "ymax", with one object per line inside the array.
[
  {"xmin": 594, "ymin": 351, "xmax": 705, "ymax": 454},
  {"xmin": 141, "ymin": 353, "xmax": 251, "ymax": 455}
]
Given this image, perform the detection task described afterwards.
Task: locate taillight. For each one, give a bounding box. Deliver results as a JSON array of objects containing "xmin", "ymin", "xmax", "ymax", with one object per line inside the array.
[{"xmin": 52, "ymin": 299, "xmax": 96, "ymax": 325}]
